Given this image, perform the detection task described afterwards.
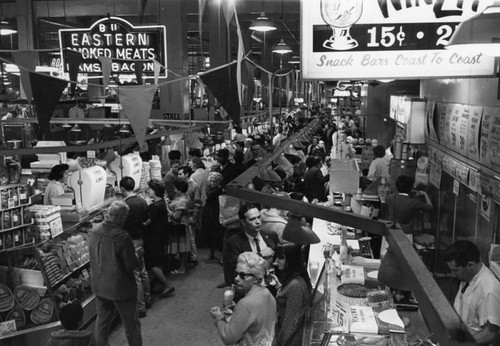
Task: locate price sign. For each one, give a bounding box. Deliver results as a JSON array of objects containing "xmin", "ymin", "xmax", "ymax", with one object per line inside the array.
[
  {"xmin": 302, "ymin": 0, "xmax": 495, "ymax": 79},
  {"xmin": 82, "ymin": 269, "xmax": 90, "ymax": 280},
  {"xmin": 87, "ymin": 150, "xmax": 96, "ymax": 159},
  {"xmin": 331, "ymin": 300, "xmax": 349, "ymax": 332}
]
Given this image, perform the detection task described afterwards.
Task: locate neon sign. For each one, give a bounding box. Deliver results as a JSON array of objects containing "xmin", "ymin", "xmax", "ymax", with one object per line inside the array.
[{"xmin": 59, "ymin": 16, "xmax": 167, "ymax": 76}]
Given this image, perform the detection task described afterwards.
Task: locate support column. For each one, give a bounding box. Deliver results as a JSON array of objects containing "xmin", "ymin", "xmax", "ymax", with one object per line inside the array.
[
  {"xmin": 16, "ymin": 0, "xmax": 34, "ymax": 50},
  {"xmin": 207, "ymin": 1, "xmax": 228, "ymax": 121},
  {"xmin": 152, "ymin": 0, "xmax": 189, "ymax": 120}
]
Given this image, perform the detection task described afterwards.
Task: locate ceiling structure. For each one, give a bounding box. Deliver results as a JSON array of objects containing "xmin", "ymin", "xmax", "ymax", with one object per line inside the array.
[{"xmin": 0, "ymin": 0, "xmax": 302, "ymax": 73}]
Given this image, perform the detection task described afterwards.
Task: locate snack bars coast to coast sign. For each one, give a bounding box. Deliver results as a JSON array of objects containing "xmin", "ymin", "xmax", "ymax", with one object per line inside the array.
[
  {"xmin": 59, "ymin": 16, "xmax": 167, "ymax": 76},
  {"xmin": 301, "ymin": 0, "xmax": 496, "ymax": 80}
]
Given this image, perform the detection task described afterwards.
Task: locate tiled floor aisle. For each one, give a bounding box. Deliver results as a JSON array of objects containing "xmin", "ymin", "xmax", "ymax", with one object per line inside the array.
[{"xmin": 108, "ymin": 249, "xmax": 225, "ymax": 346}]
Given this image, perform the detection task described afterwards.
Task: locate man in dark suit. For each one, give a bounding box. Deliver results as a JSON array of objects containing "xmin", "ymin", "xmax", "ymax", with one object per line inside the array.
[
  {"xmin": 218, "ymin": 203, "xmax": 278, "ymax": 288},
  {"xmin": 304, "ymin": 156, "xmax": 329, "ymax": 202}
]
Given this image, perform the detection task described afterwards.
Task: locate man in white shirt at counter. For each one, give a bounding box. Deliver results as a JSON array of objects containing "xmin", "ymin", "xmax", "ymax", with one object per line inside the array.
[{"xmin": 444, "ymin": 240, "xmax": 500, "ymax": 345}]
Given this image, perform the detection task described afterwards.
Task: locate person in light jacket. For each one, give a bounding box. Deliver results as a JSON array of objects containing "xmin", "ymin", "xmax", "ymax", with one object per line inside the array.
[
  {"xmin": 89, "ymin": 200, "xmax": 142, "ymax": 346},
  {"xmin": 211, "ymin": 252, "xmax": 276, "ymax": 346}
]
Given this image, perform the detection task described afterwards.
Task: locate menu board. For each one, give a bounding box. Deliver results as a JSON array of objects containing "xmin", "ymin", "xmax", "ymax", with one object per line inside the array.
[
  {"xmin": 480, "ymin": 107, "xmax": 500, "ymax": 170},
  {"xmin": 466, "ymin": 106, "xmax": 483, "ymax": 162},
  {"xmin": 437, "ymin": 103, "xmax": 447, "ymax": 145},
  {"xmin": 443, "ymin": 104, "xmax": 455, "ymax": 148},
  {"xmin": 448, "ymin": 104, "xmax": 464, "ymax": 152},
  {"xmin": 457, "ymin": 105, "xmax": 471, "ymax": 156}
]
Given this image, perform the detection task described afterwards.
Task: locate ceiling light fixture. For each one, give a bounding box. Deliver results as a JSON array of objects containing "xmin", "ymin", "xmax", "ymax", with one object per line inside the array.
[
  {"xmin": 289, "ymin": 55, "xmax": 300, "ymax": 64},
  {"xmin": 272, "ymin": 38, "xmax": 292, "ymax": 55},
  {"xmin": 249, "ymin": 11, "xmax": 277, "ymax": 32}
]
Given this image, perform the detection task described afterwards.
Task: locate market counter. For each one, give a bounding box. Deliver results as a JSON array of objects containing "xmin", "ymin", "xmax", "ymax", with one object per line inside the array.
[{"xmin": 303, "ymin": 219, "xmax": 431, "ymax": 346}]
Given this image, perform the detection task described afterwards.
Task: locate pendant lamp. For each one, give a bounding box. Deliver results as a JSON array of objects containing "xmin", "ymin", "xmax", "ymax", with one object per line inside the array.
[
  {"xmin": 282, "ymin": 212, "xmax": 320, "ymax": 245},
  {"xmin": 272, "ymin": 39, "xmax": 293, "ymax": 55},
  {"xmin": 289, "ymin": 55, "xmax": 300, "ymax": 65},
  {"xmin": 249, "ymin": 11, "xmax": 277, "ymax": 32},
  {"xmin": 377, "ymin": 227, "xmax": 413, "ymax": 291}
]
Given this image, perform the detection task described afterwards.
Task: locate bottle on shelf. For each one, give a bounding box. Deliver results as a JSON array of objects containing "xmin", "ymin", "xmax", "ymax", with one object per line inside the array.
[
  {"xmin": 377, "ymin": 177, "xmax": 391, "ymax": 204},
  {"xmin": 19, "ymin": 185, "xmax": 28, "ymax": 205}
]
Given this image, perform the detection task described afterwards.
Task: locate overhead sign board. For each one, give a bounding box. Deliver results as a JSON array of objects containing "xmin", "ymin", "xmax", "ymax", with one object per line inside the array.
[
  {"xmin": 59, "ymin": 16, "xmax": 167, "ymax": 77},
  {"xmin": 301, "ymin": 0, "xmax": 495, "ymax": 80}
]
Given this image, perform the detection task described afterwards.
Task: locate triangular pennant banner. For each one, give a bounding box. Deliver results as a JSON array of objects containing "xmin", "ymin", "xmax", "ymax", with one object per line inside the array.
[
  {"xmin": 64, "ymin": 50, "xmax": 83, "ymax": 95},
  {"xmin": 233, "ymin": 2, "xmax": 244, "ymax": 109},
  {"xmin": 118, "ymin": 85, "xmax": 156, "ymax": 150},
  {"xmin": 29, "ymin": 72, "xmax": 68, "ymax": 134},
  {"xmin": 13, "ymin": 51, "xmax": 38, "ymax": 103},
  {"xmin": 200, "ymin": 64, "xmax": 240, "ymax": 124},
  {"xmin": 222, "ymin": 0, "xmax": 234, "ymax": 28},
  {"xmin": 99, "ymin": 57, "xmax": 113, "ymax": 90}
]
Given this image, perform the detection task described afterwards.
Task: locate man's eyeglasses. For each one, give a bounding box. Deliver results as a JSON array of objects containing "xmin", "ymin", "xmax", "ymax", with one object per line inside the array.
[{"xmin": 236, "ymin": 272, "xmax": 254, "ymax": 280}]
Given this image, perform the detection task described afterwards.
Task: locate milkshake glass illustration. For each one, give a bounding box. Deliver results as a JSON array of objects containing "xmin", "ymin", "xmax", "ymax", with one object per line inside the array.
[{"xmin": 321, "ymin": 0, "xmax": 363, "ymax": 50}]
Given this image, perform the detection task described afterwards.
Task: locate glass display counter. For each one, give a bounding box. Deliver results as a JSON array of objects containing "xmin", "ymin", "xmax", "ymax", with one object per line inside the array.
[{"xmin": 304, "ymin": 220, "xmax": 431, "ymax": 346}]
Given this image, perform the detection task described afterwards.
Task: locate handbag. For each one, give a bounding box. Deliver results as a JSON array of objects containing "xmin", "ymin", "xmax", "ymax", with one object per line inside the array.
[{"xmin": 168, "ymin": 223, "xmax": 186, "ymax": 237}]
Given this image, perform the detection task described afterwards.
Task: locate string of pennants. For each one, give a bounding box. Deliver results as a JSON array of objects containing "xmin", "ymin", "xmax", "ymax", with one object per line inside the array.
[{"xmin": 0, "ymin": 0, "xmax": 301, "ymax": 150}]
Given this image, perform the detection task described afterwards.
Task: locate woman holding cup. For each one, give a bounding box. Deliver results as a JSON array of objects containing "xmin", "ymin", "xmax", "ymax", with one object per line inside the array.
[{"xmin": 210, "ymin": 252, "xmax": 276, "ymax": 346}]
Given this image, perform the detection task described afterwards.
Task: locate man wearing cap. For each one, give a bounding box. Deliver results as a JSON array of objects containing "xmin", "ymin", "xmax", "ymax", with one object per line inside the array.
[
  {"xmin": 44, "ymin": 164, "xmax": 70, "ymax": 205},
  {"xmin": 219, "ymin": 203, "xmax": 278, "ymax": 288}
]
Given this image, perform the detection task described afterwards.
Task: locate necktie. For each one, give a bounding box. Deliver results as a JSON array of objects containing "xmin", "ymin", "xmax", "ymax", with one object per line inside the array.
[
  {"xmin": 254, "ymin": 237, "xmax": 261, "ymax": 255},
  {"xmin": 461, "ymin": 282, "xmax": 469, "ymax": 294}
]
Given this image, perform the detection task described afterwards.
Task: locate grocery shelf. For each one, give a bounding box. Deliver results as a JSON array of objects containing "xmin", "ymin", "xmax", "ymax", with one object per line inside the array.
[{"xmin": 49, "ymin": 260, "xmax": 89, "ymax": 289}]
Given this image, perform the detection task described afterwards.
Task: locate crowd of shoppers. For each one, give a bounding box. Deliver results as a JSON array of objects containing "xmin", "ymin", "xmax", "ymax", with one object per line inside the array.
[{"xmin": 76, "ymin": 108, "xmax": 499, "ymax": 346}]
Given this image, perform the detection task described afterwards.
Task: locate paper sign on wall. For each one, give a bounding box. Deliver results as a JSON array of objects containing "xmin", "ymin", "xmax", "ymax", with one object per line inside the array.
[
  {"xmin": 469, "ymin": 170, "xmax": 481, "ymax": 193},
  {"xmin": 429, "ymin": 163, "xmax": 442, "ymax": 189},
  {"xmin": 480, "ymin": 195, "xmax": 491, "ymax": 222},
  {"xmin": 442, "ymin": 156, "xmax": 457, "ymax": 176},
  {"xmin": 484, "ymin": 108, "xmax": 500, "ymax": 171},
  {"xmin": 438, "ymin": 103, "xmax": 447, "ymax": 145},
  {"xmin": 479, "ymin": 107, "xmax": 495, "ymax": 167},
  {"xmin": 466, "ymin": 106, "xmax": 483, "ymax": 161},
  {"xmin": 449, "ymin": 104, "xmax": 464, "ymax": 152},
  {"xmin": 455, "ymin": 163, "xmax": 469, "ymax": 185}
]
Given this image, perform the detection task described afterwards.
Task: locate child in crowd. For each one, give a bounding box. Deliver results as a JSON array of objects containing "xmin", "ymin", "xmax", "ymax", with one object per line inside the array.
[{"xmin": 45, "ymin": 301, "xmax": 96, "ymax": 346}]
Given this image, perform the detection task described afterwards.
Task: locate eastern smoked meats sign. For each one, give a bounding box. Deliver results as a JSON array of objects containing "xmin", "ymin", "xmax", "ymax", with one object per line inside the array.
[{"xmin": 59, "ymin": 16, "xmax": 167, "ymax": 76}]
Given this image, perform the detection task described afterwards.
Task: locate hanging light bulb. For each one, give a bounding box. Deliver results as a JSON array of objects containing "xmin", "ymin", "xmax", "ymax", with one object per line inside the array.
[
  {"xmin": 249, "ymin": 11, "xmax": 277, "ymax": 32},
  {"xmin": 70, "ymin": 124, "xmax": 81, "ymax": 132},
  {"xmin": 62, "ymin": 122, "xmax": 72, "ymax": 128},
  {"xmin": 0, "ymin": 19, "xmax": 16, "ymax": 36},
  {"xmin": 288, "ymin": 55, "xmax": 300, "ymax": 65},
  {"xmin": 272, "ymin": 39, "xmax": 293, "ymax": 55},
  {"xmin": 119, "ymin": 124, "xmax": 130, "ymax": 133}
]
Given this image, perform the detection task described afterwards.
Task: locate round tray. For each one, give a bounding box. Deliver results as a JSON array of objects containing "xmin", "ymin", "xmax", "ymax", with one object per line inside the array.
[
  {"xmin": 6, "ymin": 305, "xmax": 26, "ymax": 329},
  {"xmin": 31, "ymin": 298, "xmax": 54, "ymax": 325},
  {"xmin": 336, "ymin": 284, "xmax": 369, "ymax": 306},
  {"xmin": 14, "ymin": 285, "xmax": 40, "ymax": 311},
  {"xmin": 0, "ymin": 283, "xmax": 15, "ymax": 312}
]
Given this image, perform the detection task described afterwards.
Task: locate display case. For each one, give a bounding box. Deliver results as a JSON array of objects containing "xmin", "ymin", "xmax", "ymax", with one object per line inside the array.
[
  {"xmin": 0, "ymin": 205, "xmax": 105, "ymax": 345},
  {"xmin": 0, "ymin": 184, "xmax": 34, "ymax": 253}
]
